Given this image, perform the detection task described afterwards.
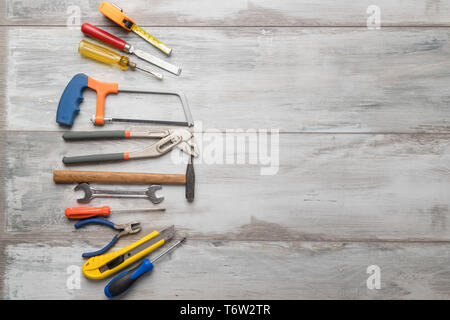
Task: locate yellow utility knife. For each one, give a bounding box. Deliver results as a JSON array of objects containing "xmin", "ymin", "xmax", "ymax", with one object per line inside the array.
[
  {"xmin": 98, "ymin": 1, "xmax": 172, "ymax": 56},
  {"xmin": 82, "ymin": 225, "xmax": 175, "ymax": 279}
]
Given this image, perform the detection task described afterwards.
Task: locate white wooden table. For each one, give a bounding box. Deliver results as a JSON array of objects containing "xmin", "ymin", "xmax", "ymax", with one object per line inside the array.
[{"xmin": 0, "ymin": 0, "xmax": 449, "ymax": 299}]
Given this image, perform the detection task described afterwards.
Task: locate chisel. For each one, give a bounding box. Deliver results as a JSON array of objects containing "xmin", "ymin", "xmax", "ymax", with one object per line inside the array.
[
  {"xmin": 81, "ymin": 23, "xmax": 181, "ymax": 76},
  {"xmin": 79, "ymin": 40, "xmax": 163, "ymax": 80},
  {"xmin": 65, "ymin": 206, "xmax": 165, "ymax": 219}
]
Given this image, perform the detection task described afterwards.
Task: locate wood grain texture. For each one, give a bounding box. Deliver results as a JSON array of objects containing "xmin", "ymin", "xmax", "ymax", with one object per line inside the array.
[
  {"xmin": 3, "ymin": 132, "xmax": 449, "ymax": 241},
  {"xmin": 1, "ymin": 0, "xmax": 450, "ymax": 26},
  {"xmin": 2, "ymin": 0, "xmax": 450, "ymax": 300},
  {"xmin": 0, "ymin": 8, "xmax": 7, "ymax": 300},
  {"xmin": 3, "ymin": 239, "xmax": 450, "ymax": 299}
]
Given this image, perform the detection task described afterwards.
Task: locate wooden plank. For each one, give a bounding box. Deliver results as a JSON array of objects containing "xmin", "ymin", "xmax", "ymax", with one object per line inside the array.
[
  {"xmin": 0, "ymin": 13, "xmax": 6, "ymax": 300},
  {"xmin": 2, "ymin": 239, "xmax": 450, "ymax": 299},
  {"xmin": 3, "ymin": 131, "xmax": 449, "ymax": 241},
  {"xmin": 3, "ymin": 27, "xmax": 450, "ymax": 133},
  {"xmin": 2, "ymin": 0, "xmax": 450, "ymax": 26}
]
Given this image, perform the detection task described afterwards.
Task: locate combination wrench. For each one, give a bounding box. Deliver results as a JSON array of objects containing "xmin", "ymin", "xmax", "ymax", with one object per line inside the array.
[{"xmin": 75, "ymin": 183, "xmax": 164, "ymax": 204}]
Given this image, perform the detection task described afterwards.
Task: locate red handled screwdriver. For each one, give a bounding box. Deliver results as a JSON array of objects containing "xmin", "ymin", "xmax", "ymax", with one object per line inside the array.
[{"xmin": 65, "ymin": 206, "xmax": 165, "ymax": 219}]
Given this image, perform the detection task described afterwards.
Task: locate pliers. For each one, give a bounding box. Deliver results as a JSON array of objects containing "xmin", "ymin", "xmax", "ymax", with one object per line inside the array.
[{"xmin": 74, "ymin": 218, "xmax": 141, "ymax": 258}]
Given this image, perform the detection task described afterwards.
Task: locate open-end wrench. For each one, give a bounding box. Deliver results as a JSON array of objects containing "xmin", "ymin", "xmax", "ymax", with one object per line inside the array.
[{"xmin": 75, "ymin": 183, "xmax": 164, "ymax": 204}]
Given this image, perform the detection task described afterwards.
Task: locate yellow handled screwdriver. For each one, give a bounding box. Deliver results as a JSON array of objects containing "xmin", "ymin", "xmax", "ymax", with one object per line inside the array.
[{"xmin": 78, "ymin": 40, "xmax": 163, "ymax": 80}]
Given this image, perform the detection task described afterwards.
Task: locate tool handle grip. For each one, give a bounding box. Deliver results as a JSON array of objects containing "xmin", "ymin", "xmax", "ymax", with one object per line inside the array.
[
  {"xmin": 83, "ymin": 235, "xmax": 119, "ymax": 258},
  {"xmin": 65, "ymin": 206, "xmax": 111, "ymax": 219},
  {"xmin": 104, "ymin": 259, "xmax": 153, "ymax": 298},
  {"xmin": 63, "ymin": 153, "xmax": 128, "ymax": 164},
  {"xmin": 63, "ymin": 130, "xmax": 128, "ymax": 140},
  {"xmin": 79, "ymin": 40, "xmax": 129, "ymax": 70},
  {"xmin": 81, "ymin": 23, "xmax": 127, "ymax": 51},
  {"xmin": 74, "ymin": 217, "xmax": 115, "ymax": 229},
  {"xmin": 56, "ymin": 73, "xmax": 89, "ymax": 126}
]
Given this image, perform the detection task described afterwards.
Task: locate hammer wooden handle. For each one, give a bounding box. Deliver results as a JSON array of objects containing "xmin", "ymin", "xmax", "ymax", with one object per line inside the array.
[{"xmin": 53, "ymin": 170, "xmax": 186, "ymax": 184}]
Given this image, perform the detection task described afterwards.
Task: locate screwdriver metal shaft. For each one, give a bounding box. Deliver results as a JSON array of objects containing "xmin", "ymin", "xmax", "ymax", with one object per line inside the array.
[
  {"xmin": 128, "ymin": 61, "xmax": 163, "ymax": 80},
  {"xmin": 112, "ymin": 207, "xmax": 165, "ymax": 214}
]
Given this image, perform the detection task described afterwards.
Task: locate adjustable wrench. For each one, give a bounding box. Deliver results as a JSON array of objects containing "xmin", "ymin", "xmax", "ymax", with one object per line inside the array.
[{"xmin": 75, "ymin": 183, "xmax": 163, "ymax": 204}]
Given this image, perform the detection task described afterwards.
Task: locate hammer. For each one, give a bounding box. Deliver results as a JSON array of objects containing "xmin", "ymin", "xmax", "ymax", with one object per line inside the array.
[{"xmin": 53, "ymin": 160, "xmax": 195, "ymax": 202}]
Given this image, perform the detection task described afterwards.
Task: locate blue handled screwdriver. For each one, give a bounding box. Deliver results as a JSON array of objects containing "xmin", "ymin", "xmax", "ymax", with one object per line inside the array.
[{"xmin": 104, "ymin": 237, "xmax": 186, "ymax": 298}]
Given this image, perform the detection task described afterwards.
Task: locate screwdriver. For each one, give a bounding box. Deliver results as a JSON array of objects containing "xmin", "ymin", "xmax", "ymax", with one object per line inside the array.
[
  {"xmin": 99, "ymin": 1, "xmax": 172, "ymax": 56},
  {"xmin": 65, "ymin": 206, "xmax": 165, "ymax": 219},
  {"xmin": 104, "ymin": 237, "xmax": 186, "ymax": 298},
  {"xmin": 81, "ymin": 23, "xmax": 181, "ymax": 76},
  {"xmin": 78, "ymin": 40, "xmax": 163, "ymax": 80}
]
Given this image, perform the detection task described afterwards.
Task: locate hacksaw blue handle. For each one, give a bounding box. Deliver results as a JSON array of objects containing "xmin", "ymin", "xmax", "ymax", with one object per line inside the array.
[{"xmin": 56, "ymin": 73, "xmax": 89, "ymax": 126}]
